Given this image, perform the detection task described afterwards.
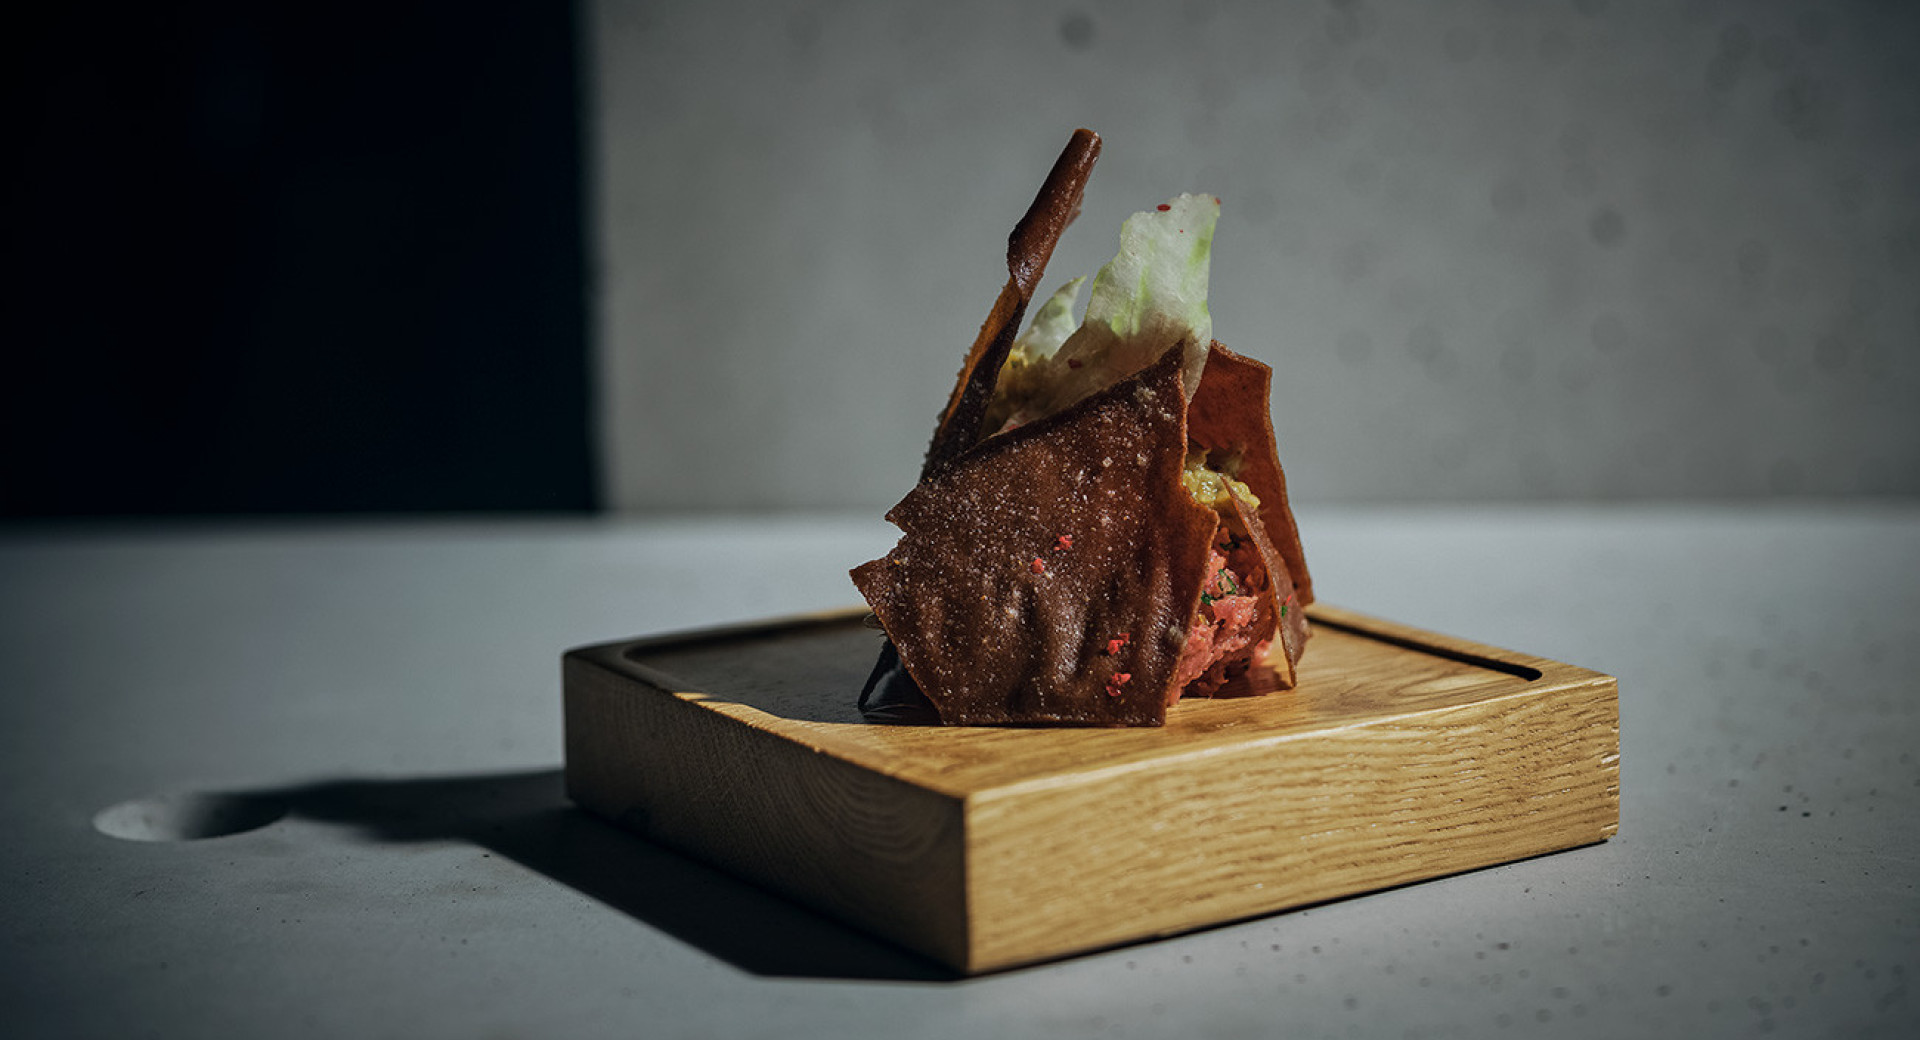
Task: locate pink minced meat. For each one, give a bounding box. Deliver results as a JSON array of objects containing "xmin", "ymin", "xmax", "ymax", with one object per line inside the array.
[{"xmin": 1167, "ymin": 546, "xmax": 1267, "ymax": 703}]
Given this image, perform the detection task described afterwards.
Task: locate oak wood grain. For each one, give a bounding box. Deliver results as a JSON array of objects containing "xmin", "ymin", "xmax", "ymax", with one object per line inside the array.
[{"xmin": 564, "ymin": 605, "xmax": 1619, "ymax": 973}]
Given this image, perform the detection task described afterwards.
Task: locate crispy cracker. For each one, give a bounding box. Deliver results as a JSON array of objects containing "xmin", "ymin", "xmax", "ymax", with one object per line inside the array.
[
  {"xmin": 1222, "ymin": 486, "xmax": 1304, "ymax": 690},
  {"xmin": 925, "ymin": 129, "xmax": 1101, "ymax": 477},
  {"xmin": 1186, "ymin": 341, "xmax": 1315, "ymax": 607},
  {"xmin": 854, "ymin": 347, "xmax": 1216, "ymax": 725}
]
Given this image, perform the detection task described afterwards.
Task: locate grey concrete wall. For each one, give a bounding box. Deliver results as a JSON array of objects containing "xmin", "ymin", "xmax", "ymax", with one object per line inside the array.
[{"xmin": 587, "ymin": 0, "xmax": 1919, "ymax": 509}]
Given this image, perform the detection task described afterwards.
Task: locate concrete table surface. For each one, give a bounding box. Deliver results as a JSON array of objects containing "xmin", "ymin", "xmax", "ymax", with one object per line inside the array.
[{"xmin": 1, "ymin": 504, "xmax": 1914, "ymax": 1038}]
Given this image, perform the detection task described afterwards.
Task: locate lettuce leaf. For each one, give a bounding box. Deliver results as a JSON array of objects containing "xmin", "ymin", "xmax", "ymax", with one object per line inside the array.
[
  {"xmin": 1081, "ymin": 192, "xmax": 1217, "ymax": 366},
  {"xmin": 1021, "ymin": 193, "xmax": 1219, "ymax": 420},
  {"xmin": 1011, "ymin": 276, "xmax": 1086, "ymax": 361}
]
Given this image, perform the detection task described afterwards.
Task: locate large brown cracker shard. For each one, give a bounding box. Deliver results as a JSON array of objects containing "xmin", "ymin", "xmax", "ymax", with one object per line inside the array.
[
  {"xmin": 925, "ymin": 129, "xmax": 1101, "ymax": 478},
  {"xmin": 853, "ymin": 347, "xmax": 1216, "ymax": 726},
  {"xmin": 1188, "ymin": 341, "xmax": 1315, "ymax": 609}
]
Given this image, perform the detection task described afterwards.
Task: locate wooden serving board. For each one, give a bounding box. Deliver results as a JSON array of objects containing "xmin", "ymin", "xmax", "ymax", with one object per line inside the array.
[{"xmin": 563, "ymin": 605, "xmax": 1618, "ymax": 974}]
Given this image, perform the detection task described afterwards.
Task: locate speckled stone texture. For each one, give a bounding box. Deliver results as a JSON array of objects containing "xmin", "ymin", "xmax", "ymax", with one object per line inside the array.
[{"xmin": 590, "ymin": 0, "xmax": 1919, "ymax": 508}]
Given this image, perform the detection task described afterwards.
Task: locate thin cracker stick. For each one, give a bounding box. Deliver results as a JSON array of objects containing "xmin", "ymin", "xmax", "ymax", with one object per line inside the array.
[{"xmin": 923, "ymin": 129, "xmax": 1101, "ymax": 478}]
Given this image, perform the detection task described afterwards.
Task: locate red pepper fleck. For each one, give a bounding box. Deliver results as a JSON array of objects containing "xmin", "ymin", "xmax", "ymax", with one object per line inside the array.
[
  {"xmin": 1054, "ymin": 535, "xmax": 1073, "ymax": 551},
  {"xmin": 1156, "ymin": 203, "xmax": 1171, "ymax": 212},
  {"xmin": 1030, "ymin": 558, "xmax": 1046, "ymax": 574},
  {"xmin": 1105, "ymin": 672, "xmax": 1133, "ymax": 696},
  {"xmin": 1105, "ymin": 634, "xmax": 1130, "ymax": 656}
]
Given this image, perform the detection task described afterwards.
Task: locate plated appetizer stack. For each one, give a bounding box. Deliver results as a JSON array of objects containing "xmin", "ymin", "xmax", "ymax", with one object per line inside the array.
[{"xmin": 854, "ymin": 130, "xmax": 1313, "ymax": 726}]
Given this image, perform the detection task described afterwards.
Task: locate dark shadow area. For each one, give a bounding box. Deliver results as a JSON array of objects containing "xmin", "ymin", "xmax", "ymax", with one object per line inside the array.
[
  {"xmin": 254, "ymin": 768, "xmax": 959, "ymax": 983},
  {"xmin": 3, "ymin": 3, "xmax": 594, "ymax": 516},
  {"xmin": 1310, "ymin": 614, "xmax": 1544, "ymax": 680},
  {"xmin": 602, "ymin": 616, "xmax": 884, "ymax": 726},
  {"xmin": 228, "ymin": 766, "xmax": 1610, "ymax": 983}
]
